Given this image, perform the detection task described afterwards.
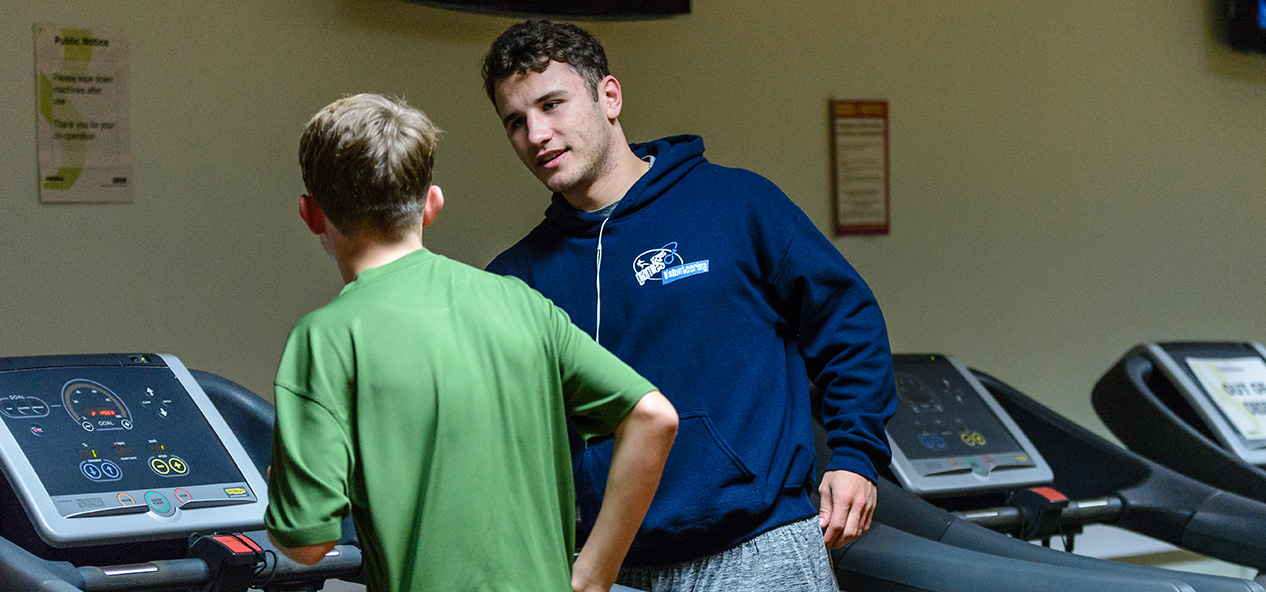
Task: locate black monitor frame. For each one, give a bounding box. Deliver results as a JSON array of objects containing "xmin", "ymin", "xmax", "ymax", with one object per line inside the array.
[{"xmin": 1227, "ymin": 0, "xmax": 1266, "ymax": 54}]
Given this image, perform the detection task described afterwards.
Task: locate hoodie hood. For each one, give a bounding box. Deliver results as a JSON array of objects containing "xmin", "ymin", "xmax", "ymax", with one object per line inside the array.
[{"xmin": 543, "ymin": 135, "xmax": 707, "ymax": 237}]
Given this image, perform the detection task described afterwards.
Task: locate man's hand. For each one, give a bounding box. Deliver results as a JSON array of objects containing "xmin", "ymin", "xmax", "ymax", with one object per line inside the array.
[{"xmin": 817, "ymin": 469, "xmax": 876, "ymax": 548}]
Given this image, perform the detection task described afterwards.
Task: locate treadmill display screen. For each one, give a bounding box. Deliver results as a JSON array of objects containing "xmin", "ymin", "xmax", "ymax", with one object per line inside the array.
[
  {"xmin": 0, "ymin": 354, "xmax": 266, "ymax": 548},
  {"xmin": 0, "ymin": 366, "xmax": 247, "ymax": 500},
  {"xmin": 0, "ymin": 357, "xmax": 259, "ymax": 536},
  {"xmin": 1166, "ymin": 343, "xmax": 1266, "ymax": 447},
  {"xmin": 889, "ymin": 355, "xmax": 1034, "ymax": 478}
]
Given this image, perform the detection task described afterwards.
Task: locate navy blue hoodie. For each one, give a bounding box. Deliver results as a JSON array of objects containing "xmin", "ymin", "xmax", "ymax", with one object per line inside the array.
[{"xmin": 487, "ymin": 135, "xmax": 896, "ymax": 566}]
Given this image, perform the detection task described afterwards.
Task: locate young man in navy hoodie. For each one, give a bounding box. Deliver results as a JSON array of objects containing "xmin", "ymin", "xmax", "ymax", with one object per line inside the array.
[{"xmin": 482, "ymin": 21, "xmax": 897, "ymax": 591}]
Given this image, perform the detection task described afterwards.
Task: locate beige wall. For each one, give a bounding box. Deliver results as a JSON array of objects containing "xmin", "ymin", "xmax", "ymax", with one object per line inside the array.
[{"xmin": 3, "ymin": 0, "xmax": 1264, "ymax": 439}]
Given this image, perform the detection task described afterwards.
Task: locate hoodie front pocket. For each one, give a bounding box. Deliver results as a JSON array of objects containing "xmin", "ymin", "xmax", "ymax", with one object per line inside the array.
[{"xmin": 577, "ymin": 411, "xmax": 761, "ymax": 534}]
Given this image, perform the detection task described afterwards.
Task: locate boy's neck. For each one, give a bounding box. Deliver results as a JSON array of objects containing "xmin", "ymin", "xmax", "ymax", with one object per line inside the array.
[{"xmin": 331, "ymin": 232, "xmax": 425, "ymax": 284}]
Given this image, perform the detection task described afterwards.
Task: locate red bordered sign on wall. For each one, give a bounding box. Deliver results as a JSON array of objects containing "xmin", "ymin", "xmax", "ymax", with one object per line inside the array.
[{"xmin": 830, "ymin": 100, "xmax": 889, "ymax": 236}]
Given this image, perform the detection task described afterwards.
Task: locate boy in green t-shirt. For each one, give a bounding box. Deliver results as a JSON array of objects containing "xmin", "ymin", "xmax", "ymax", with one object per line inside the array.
[{"xmin": 264, "ymin": 93, "xmax": 677, "ymax": 592}]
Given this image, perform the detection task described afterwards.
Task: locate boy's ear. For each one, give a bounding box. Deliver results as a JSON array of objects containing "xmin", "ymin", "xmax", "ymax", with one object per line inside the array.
[
  {"xmin": 298, "ymin": 194, "xmax": 327, "ymax": 235},
  {"xmin": 422, "ymin": 185, "xmax": 444, "ymax": 227}
]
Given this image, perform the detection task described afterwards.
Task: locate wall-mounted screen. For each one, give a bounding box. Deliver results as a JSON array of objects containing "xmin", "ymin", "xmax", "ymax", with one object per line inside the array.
[
  {"xmin": 406, "ymin": 0, "xmax": 689, "ymax": 18},
  {"xmin": 1227, "ymin": 0, "xmax": 1266, "ymax": 54}
]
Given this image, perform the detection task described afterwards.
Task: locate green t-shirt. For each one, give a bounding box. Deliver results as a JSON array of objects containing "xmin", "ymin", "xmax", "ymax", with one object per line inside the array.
[{"xmin": 264, "ymin": 249, "xmax": 656, "ymax": 592}]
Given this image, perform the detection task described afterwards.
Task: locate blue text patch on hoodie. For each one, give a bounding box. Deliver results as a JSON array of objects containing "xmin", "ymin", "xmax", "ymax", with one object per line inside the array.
[{"xmin": 634, "ymin": 242, "xmax": 710, "ymax": 286}]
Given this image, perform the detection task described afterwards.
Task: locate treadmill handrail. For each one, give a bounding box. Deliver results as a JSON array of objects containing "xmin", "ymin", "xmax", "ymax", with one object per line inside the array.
[
  {"xmin": 835, "ymin": 523, "xmax": 1196, "ymax": 592},
  {"xmin": 77, "ymin": 559, "xmax": 210, "ymax": 591},
  {"xmin": 1093, "ymin": 351, "xmax": 1266, "ymax": 502},
  {"xmin": 951, "ymin": 496, "xmax": 1124, "ymax": 532},
  {"xmin": 70, "ymin": 541, "xmax": 362, "ymax": 592},
  {"xmin": 869, "ymin": 439, "xmax": 1264, "ymax": 591},
  {"xmin": 976, "ymin": 368, "xmax": 1266, "ymax": 572},
  {"xmin": 0, "ymin": 536, "xmax": 84, "ymax": 592},
  {"xmin": 0, "ymin": 538, "xmax": 366, "ymax": 592}
]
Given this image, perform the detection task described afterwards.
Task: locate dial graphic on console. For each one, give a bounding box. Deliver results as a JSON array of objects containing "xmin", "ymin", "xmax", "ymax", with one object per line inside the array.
[{"xmin": 62, "ymin": 379, "xmax": 132, "ymax": 432}]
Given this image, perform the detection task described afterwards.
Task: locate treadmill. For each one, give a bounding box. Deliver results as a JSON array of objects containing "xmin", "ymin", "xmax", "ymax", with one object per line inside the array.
[
  {"xmin": 0, "ymin": 352, "xmax": 1205, "ymax": 592},
  {"xmin": 834, "ymin": 353, "xmax": 1266, "ymax": 592},
  {"xmin": 0, "ymin": 353, "xmax": 362, "ymax": 592},
  {"xmin": 1094, "ymin": 343, "xmax": 1266, "ymax": 524}
]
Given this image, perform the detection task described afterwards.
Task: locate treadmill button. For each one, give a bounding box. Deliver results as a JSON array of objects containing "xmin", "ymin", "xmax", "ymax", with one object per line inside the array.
[
  {"xmin": 964, "ymin": 458, "xmax": 989, "ymax": 477},
  {"xmin": 80, "ymin": 462, "xmax": 103, "ymax": 481},
  {"xmin": 118, "ymin": 492, "xmax": 136, "ymax": 506},
  {"xmin": 918, "ymin": 434, "xmax": 947, "ymax": 449},
  {"xmin": 99, "ymin": 461, "xmax": 121, "ymax": 480},
  {"xmin": 961, "ymin": 431, "xmax": 987, "ymax": 446},
  {"xmin": 144, "ymin": 491, "xmax": 173, "ymax": 515},
  {"xmin": 174, "ymin": 488, "xmax": 192, "ymax": 504}
]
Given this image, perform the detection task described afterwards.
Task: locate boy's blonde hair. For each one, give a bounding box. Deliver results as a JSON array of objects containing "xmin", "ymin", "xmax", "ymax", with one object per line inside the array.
[{"xmin": 299, "ymin": 93, "xmax": 439, "ymax": 238}]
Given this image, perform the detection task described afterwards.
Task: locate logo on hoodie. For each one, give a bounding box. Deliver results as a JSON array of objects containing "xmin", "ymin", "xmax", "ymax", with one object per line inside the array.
[{"xmin": 633, "ymin": 242, "xmax": 709, "ymax": 286}]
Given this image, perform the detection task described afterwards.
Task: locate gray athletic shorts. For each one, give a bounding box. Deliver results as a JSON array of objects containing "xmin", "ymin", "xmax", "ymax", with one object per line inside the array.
[{"xmin": 615, "ymin": 517, "xmax": 839, "ymax": 592}]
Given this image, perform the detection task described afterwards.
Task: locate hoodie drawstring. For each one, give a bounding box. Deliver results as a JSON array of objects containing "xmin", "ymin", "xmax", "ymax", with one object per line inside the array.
[{"xmin": 595, "ymin": 215, "xmax": 611, "ymax": 345}]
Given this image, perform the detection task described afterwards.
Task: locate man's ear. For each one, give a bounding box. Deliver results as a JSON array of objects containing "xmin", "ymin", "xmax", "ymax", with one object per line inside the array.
[
  {"xmin": 600, "ymin": 75, "xmax": 623, "ymax": 121},
  {"xmin": 298, "ymin": 194, "xmax": 327, "ymax": 235},
  {"xmin": 422, "ymin": 185, "xmax": 445, "ymax": 227}
]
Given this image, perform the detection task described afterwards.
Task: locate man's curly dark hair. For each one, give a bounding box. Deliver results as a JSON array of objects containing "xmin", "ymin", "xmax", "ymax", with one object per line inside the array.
[{"xmin": 481, "ymin": 20, "xmax": 610, "ymax": 109}]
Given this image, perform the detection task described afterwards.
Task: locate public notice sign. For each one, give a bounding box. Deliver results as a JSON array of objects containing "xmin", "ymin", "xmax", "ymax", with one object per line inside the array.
[{"xmin": 34, "ymin": 25, "xmax": 130, "ymax": 203}]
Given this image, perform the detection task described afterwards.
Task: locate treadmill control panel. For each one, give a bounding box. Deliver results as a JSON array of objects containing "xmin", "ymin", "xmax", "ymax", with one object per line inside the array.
[
  {"xmin": 1146, "ymin": 342, "xmax": 1266, "ymax": 463},
  {"xmin": 0, "ymin": 354, "xmax": 267, "ymax": 547},
  {"xmin": 888, "ymin": 354, "xmax": 1053, "ymax": 496}
]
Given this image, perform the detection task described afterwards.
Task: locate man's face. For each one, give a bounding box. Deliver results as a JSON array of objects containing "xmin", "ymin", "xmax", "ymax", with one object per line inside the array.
[{"xmin": 494, "ymin": 61, "xmax": 615, "ymax": 198}]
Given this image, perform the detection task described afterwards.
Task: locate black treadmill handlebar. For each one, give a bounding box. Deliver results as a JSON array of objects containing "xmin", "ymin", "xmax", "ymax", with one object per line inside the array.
[
  {"xmin": 77, "ymin": 559, "xmax": 210, "ymax": 591},
  {"xmin": 1059, "ymin": 496, "xmax": 1126, "ymax": 524},
  {"xmin": 836, "ymin": 523, "xmax": 1195, "ymax": 592},
  {"xmin": 255, "ymin": 540, "xmax": 364, "ymax": 589},
  {"xmin": 952, "ymin": 496, "xmax": 1124, "ymax": 533},
  {"xmin": 0, "ymin": 536, "xmax": 84, "ymax": 592},
  {"xmin": 977, "ymin": 365, "xmax": 1266, "ymax": 572},
  {"xmin": 11, "ymin": 539, "xmax": 362, "ymax": 592},
  {"xmin": 1094, "ymin": 352, "xmax": 1266, "ymax": 504},
  {"xmin": 953, "ymin": 506, "xmax": 1023, "ymax": 531},
  {"xmin": 1182, "ymin": 491, "xmax": 1266, "ymax": 572}
]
